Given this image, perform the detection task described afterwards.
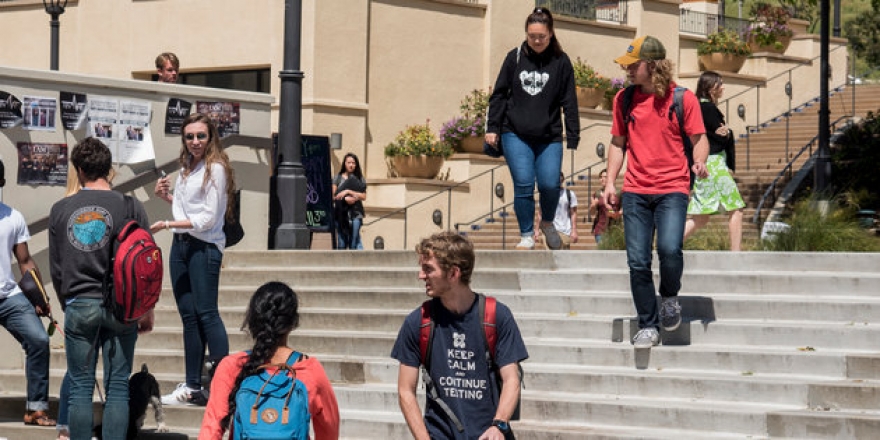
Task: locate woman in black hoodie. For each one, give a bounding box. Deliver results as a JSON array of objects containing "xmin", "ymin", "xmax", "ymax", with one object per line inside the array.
[{"xmin": 486, "ymin": 7, "xmax": 580, "ymax": 250}]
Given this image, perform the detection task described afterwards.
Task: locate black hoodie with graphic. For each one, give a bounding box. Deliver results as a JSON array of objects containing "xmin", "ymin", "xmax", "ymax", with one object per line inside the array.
[{"xmin": 487, "ymin": 42, "xmax": 580, "ymax": 149}]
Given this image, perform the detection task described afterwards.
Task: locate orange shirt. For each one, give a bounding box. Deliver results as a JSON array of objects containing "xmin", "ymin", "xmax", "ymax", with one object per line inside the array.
[{"xmin": 199, "ymin": 351, "xmax": 340, "ymax": 440}]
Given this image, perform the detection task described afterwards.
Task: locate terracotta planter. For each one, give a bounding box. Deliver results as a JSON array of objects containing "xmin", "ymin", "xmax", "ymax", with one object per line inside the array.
[
  {"xmin": 748, "ymin": 35, "xmax": 791, "ymax": 54},
  {"xmin": 699, "ymin": 53, "xmax": 747, "ymax": 73},
  {"xmin": 389, "ymin": 155, "xmax": 444, "ymax": 179},
  {"xmin": 576, "ymin": 87, "xmax": 604, "ymax": 108},
  {"xmin": 458, "ymin": 135, "xmax": 484, "ymax": 154}
]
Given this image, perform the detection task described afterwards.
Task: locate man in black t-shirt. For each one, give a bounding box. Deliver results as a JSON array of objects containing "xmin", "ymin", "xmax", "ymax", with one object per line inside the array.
[{"xmin": 391, "ymin": 232, "xmax": 528, "ymax": 439}]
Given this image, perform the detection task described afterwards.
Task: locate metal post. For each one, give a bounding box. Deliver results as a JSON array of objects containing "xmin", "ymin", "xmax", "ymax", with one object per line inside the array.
[
  {"xmin": 43, "ymin": 0, "xmax": 68, "ymax": 71},
  {"xmin": 833, "ymin": 0, "xmax": 841, "ymax": 37},
  {"xmin": 815, "ymin": 0, "xmax": 831, "ymax": 194},
  {"xmin": 269, "ymin": 0, "xmax": 311, "ymax": 249}
]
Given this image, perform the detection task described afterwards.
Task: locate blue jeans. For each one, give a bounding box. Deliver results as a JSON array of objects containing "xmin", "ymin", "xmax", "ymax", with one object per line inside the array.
[
  {"xmin": 65, "ymin": 298, "xmax": 137, "ymax": 440},
  {"xmin": 337, "ymin": 217, "xmax": 364, "ymax": 250},
  {"xmin": 0, "ymin": 293, "xmax": 50, "ymax": 411},
  {"xmin": 501, "ymin": 132, "xmax": 563, "ymax": 235},
  {"xmin": 621, "ymin": 192, "xmax": 689, "ymax": 330},
  {"xmin": 170, "ymin": 235, "xmax": 229, "ymax": 388}
]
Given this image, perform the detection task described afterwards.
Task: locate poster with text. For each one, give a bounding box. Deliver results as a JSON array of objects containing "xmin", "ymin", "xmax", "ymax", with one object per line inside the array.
[
  {"xmin": 87, "ymin": 96, "xmax": 155, "ymax": 163},
  {"xmin": 117, "ymin": 99, "xmax": 155, "ymax": 163},
  {"xmin": 16, "ymin": 142, "xmax": 68, "ymax": 186},
  {"xmin": 165, "ymin": 98, "xmax": 192, "ymax": 135},
  {"xmin": 22, "ymin": 96, "xmax": 57, "ymax": 131},
  {"xmin": 0, "ymin": 91, "xmax": 23, "ymax": 128},
  {"xmin": 196, "ymin": 101, "xmax": 240, "ymax": 138},
  {"xmin": 60, "ymin": 92, "xmax": 88, "ymax": 130}
]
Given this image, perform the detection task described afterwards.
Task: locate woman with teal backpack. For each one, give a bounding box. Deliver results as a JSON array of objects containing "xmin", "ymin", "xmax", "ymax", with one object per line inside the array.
[{"xmin": 199, "ymin": 281, "xmax": 339, "ymax": 439}]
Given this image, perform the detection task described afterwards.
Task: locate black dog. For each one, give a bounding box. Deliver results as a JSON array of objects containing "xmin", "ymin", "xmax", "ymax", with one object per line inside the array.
[{"xmin": 127, "ymin": 363, "xmax": 167, "ymax": 439}]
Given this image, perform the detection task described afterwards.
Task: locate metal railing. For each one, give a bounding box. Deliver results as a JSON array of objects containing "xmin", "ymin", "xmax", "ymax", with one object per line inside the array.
[
  {"xmin": 363, "ymin": 163, "xmax": 510, "ymax": 249},
  {"xmin": 717, "ymin": 45, "xmax": 848, "ymax": 172},
  {"xmin": 455, "ymin": 160, "xmax": 606, "ymax": 250},
  {"xmin": 536, "ymin": 0, "xmax": 627, "ymax": 25},
  {"xmin": 751, "ymin": 115, "xmax": 852, "ymax": 225},
  {"xmin": 680, "ymin": 9, "xmax": 750, "ymax": 36}
]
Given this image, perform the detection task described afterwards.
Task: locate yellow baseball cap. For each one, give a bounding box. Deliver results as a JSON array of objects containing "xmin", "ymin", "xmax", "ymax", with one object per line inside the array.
[{"xmin": 614, "ymin": 36, "xmax": 666, "ymax": 66}]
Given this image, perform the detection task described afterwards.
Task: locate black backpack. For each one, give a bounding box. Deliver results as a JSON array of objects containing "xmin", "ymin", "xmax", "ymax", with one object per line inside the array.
[{"xmin": 619, "ymin": 85, "xmax": 696, "ymax": 188}]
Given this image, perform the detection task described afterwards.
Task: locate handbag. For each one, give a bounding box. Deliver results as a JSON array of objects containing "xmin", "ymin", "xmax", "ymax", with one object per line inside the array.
[{"xmin": 224, "ymin": 189, "xmax": 245, "ymax": 247}]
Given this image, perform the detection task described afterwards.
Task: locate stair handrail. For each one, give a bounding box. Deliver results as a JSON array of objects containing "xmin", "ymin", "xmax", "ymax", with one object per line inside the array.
[
  {"xmin": 751, "ymin": 115, "xmax": 853, "ymax": 225},
  {"xmin": 362, "ymin": 162, "xmax": 511, "ymax": 247},
  {"xmin": 455, "ymin": 159, "xmax": 606, "ymax": 249}
]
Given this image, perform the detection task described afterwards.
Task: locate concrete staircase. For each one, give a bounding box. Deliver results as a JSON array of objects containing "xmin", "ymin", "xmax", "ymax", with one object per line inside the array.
[
  {"xmin": 463, "ymin": 84, "xmax": 880, "ymax": 251},
  {"xmin": 2, "ymin": 250, "xmax": 878, "ymax": 438}
]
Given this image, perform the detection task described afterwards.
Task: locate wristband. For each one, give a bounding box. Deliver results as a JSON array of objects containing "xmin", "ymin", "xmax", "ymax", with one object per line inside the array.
[{"xmin": 164, "ymin": 220, "xmax": 170, "ymax": 230}]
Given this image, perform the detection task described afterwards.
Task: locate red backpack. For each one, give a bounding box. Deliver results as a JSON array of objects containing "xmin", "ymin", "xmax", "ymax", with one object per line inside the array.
[{"xmin": 103, "ymin": 197, "xmax": 163, "ymax": 324}]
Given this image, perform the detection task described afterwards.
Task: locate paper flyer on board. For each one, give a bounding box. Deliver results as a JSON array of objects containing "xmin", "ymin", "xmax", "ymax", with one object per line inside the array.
[
  {"xmin": 87, "ymin": 96, "xmax": 155, "ymax": 163},
  {"xmin": 22, "ymin": 96, "xmax": 57, "ymax": 131}
]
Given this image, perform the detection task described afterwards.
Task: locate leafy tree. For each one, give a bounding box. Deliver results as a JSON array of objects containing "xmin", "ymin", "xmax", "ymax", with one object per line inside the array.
[{"xmin": 845, "ymin": 5, "xmax": 880, "ymax": 68}]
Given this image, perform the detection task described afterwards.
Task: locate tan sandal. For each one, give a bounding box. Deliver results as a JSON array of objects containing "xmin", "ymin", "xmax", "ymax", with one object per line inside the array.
[{"xmin": 23, "ymin": 410, "xmax": 56, "ymax": 426}]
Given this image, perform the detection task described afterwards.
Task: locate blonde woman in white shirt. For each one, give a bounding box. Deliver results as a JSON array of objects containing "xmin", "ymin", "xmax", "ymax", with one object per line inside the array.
[{"xmin": 152, "ymin": 112, "xmax": 236, "ymax": 406}]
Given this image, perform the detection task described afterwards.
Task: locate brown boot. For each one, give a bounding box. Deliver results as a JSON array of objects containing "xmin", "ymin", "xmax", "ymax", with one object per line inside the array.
[{"xmin": 23, "ymin": 409, "xmax": 56, "ymax": 426}]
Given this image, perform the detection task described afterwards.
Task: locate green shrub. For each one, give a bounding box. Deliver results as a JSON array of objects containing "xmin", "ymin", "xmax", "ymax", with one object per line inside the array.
[
  {"xmin": 759, "ymin": 197, "xmax": 880, "ymax": 251},
  {"xmin": 597, "ymin": 221, "xmax": 626, "ymax": 250}
]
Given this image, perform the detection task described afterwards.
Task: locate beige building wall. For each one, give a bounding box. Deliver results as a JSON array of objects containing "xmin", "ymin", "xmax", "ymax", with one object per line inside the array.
[{"xmin": 0, "ymin": 0, "xmax": 849, "ymax": 251}]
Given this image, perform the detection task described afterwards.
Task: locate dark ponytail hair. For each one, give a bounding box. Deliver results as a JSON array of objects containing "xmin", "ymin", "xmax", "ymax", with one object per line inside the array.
[
  {"xmin": 525, "ymin": 6, "xmax": 563, "ymax": 57},
  {"xmin": 221, "ymin": 281, "xmax": 301, "ymax": 430}
]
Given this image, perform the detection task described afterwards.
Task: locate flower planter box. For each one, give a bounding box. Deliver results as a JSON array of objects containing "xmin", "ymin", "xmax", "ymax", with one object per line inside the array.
[
  {"xmin": 577, "ymin": 87, "xmax": 604, "ymax": 108},
  {"xmin": 699, "ymin": 53, "xmax": 747, "ymax": 73},
  {"xmin": 748, "ymin": 35, "xmax": 791, "ymax": 54},
  {"xmin": 458, "ymin": 135, "xmax": 484, "ymax": 154},
  {"xmin": 389, "ymin": 155, "xmax": 444, "ymax": 179}
]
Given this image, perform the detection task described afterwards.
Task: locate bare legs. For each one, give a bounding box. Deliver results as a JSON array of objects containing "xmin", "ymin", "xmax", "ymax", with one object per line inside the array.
[{"xmin": 683, "ymin": 209, "xmax": 743, "ymax": 251}]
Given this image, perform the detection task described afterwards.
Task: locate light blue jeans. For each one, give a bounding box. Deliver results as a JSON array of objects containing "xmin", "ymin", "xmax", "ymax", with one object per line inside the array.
[
  {"xmin": 501, "ymin": 132, "xmax": 563, "ymax": 235},
  {"xmin": 621, "ymin": 192, "xmax": 689, "ymax": 330},
  {"xmin": 65, "ymin": 298, "xmax": 138, "ymax": 440},
  {"xmin": 0, "ymin": 293, "xmax": 50, "ymax": 411}
]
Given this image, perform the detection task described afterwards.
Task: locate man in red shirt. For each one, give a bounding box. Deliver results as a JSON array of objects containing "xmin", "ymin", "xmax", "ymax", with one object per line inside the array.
[{"xmin": 603, "ymin": 36, "xmax": 709, "ymax": 348}]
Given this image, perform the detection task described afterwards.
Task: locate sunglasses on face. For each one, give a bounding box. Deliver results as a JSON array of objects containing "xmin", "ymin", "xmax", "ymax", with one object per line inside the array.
[{"xmin": 184, "ymin": 132, "xmax": 209, "ymax": 141}]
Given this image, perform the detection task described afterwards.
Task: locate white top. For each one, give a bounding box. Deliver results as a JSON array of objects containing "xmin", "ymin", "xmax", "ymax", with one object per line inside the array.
[
  {"xmin": 553, "ymin": 189, "xmax": 578, "ymax": 236},
  {"xmin": 171, "ymin": 160, "xmax": 228, "ymax": 252},
  {"xmin": 0, "ymin": 203, "xmax": 30, "ymax": 299}
]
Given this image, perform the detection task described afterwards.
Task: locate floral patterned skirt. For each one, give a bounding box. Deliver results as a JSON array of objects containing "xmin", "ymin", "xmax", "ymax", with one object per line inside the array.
[{"xmin": 687, "ymin": 153, "xmax": 746, "ymax": 215}]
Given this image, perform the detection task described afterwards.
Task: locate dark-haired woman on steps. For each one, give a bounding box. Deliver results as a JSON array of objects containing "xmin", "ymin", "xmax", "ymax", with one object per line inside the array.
[{"xmin": 198, "ymin": 281, "xmax": 339, "ymax": 439}]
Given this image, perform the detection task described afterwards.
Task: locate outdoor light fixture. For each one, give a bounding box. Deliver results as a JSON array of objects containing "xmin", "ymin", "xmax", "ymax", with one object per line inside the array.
[
  {"xmin": 785, "ymin": 82, "xmax": 792, "ymax": 98},
  {"xmin": 373, "ymin": 236, "xmax": 385, "ymax": 250},
  {"xmin": 43, "ymin": 0, "xmax": 68, "ymax": 71},
  {"xmin": 737, "ymin": 104, "xmax": 746, "ymax": 120},
  {"xmin": 329, "ymin": 132, "xmax": 342, "ymax": 150},
  {"xmin": 596, "ymin": 142, "xmax": 605, "ymax": 159},
  {"xmin": 432, "ymin": 209, "xmax": 443, "ymax": 226},
  {"xmin": 494, "ymin": 183, "xmax": 505, "ymax": 199}
]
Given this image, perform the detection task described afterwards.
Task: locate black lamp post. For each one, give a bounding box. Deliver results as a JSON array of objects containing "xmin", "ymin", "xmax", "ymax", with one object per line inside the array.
[
  {"xmin": 43, "ymin": 0, "xmax": 68, "ymax": 71},
  {"xmin": 268, "ymin": 0, "xmax": 310, "ymax": 249}
]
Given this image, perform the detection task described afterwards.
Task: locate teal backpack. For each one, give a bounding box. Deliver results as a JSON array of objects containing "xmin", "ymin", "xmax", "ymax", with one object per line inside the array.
[{"xmin": 233, "ymin": 351, "xmax": 310, "ymax": 440}]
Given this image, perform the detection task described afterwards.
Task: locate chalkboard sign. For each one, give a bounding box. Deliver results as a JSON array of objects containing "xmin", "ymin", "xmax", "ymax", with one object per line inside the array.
[{"xmin": 302, "ymin": 135, "xmax": 333, "ymax": 232}]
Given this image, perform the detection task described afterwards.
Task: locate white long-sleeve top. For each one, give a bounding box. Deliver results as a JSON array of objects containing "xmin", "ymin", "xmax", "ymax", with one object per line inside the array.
[{"xmin": 171, "ymin": 160, "xmax": 228, "ymax": 252}]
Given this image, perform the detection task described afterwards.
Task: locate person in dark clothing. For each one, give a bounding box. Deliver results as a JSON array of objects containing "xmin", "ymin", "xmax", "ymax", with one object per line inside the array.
[
  {"xmin": 332, "ymin": 152, "xmax": 367, "ymax": 250},
  {"xmin": 683, "ymin": 71, "xmax": 746, "ymax": 250},
  {"xmin": 486, "ymin": 6, "xmax": 580, "ymax": 250},
  {"xmin": 49, "ymin": 137, "xmax": 153, "ymax": 440}
]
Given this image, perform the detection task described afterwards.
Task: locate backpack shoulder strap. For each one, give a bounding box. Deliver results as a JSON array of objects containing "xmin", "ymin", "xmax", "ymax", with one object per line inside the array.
[
  {"xmin": 479, "ymin": 294, "xmax": 498, "ymax": 362},
  {"xmin": 418, "ymin": 300, "xmax": 434, "ymax": 367},
  {"xmin": 671, "ymin": 86, "xmax": 688, "ymax": 140},
  {"xmin": 619, "ymin": 85, "xmax": 638, "ymax": 153}
]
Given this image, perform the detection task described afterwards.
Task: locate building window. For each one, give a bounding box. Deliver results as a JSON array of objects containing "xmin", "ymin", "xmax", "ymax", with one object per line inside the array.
[{"xmin": 152, "ymin": 69, "xmax": 271, "ymax": 94}]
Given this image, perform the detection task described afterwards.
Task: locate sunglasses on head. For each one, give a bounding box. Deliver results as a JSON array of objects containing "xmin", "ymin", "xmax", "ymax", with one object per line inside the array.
[{"xmin": 184, "ymin": 132, "xmax": 209, "ymax": 141}]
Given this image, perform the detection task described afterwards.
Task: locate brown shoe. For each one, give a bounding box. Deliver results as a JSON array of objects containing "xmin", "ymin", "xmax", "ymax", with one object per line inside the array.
[{"xmin": 23, "ymin": 410, "xmax": 56, "ymax": 426}]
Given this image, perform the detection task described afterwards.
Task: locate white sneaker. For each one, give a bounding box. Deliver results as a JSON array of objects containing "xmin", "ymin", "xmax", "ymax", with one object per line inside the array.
[
  {"xmin": 632, "ymin": 327, "xmax": 660, "ymax": 348},
  {"xmin": 161, "ymin": 383, "xmax": 200, "ymax": 405},
  {"xmin": 515, "ymin": 236, "xmax": 535, "ymax": 250}
]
